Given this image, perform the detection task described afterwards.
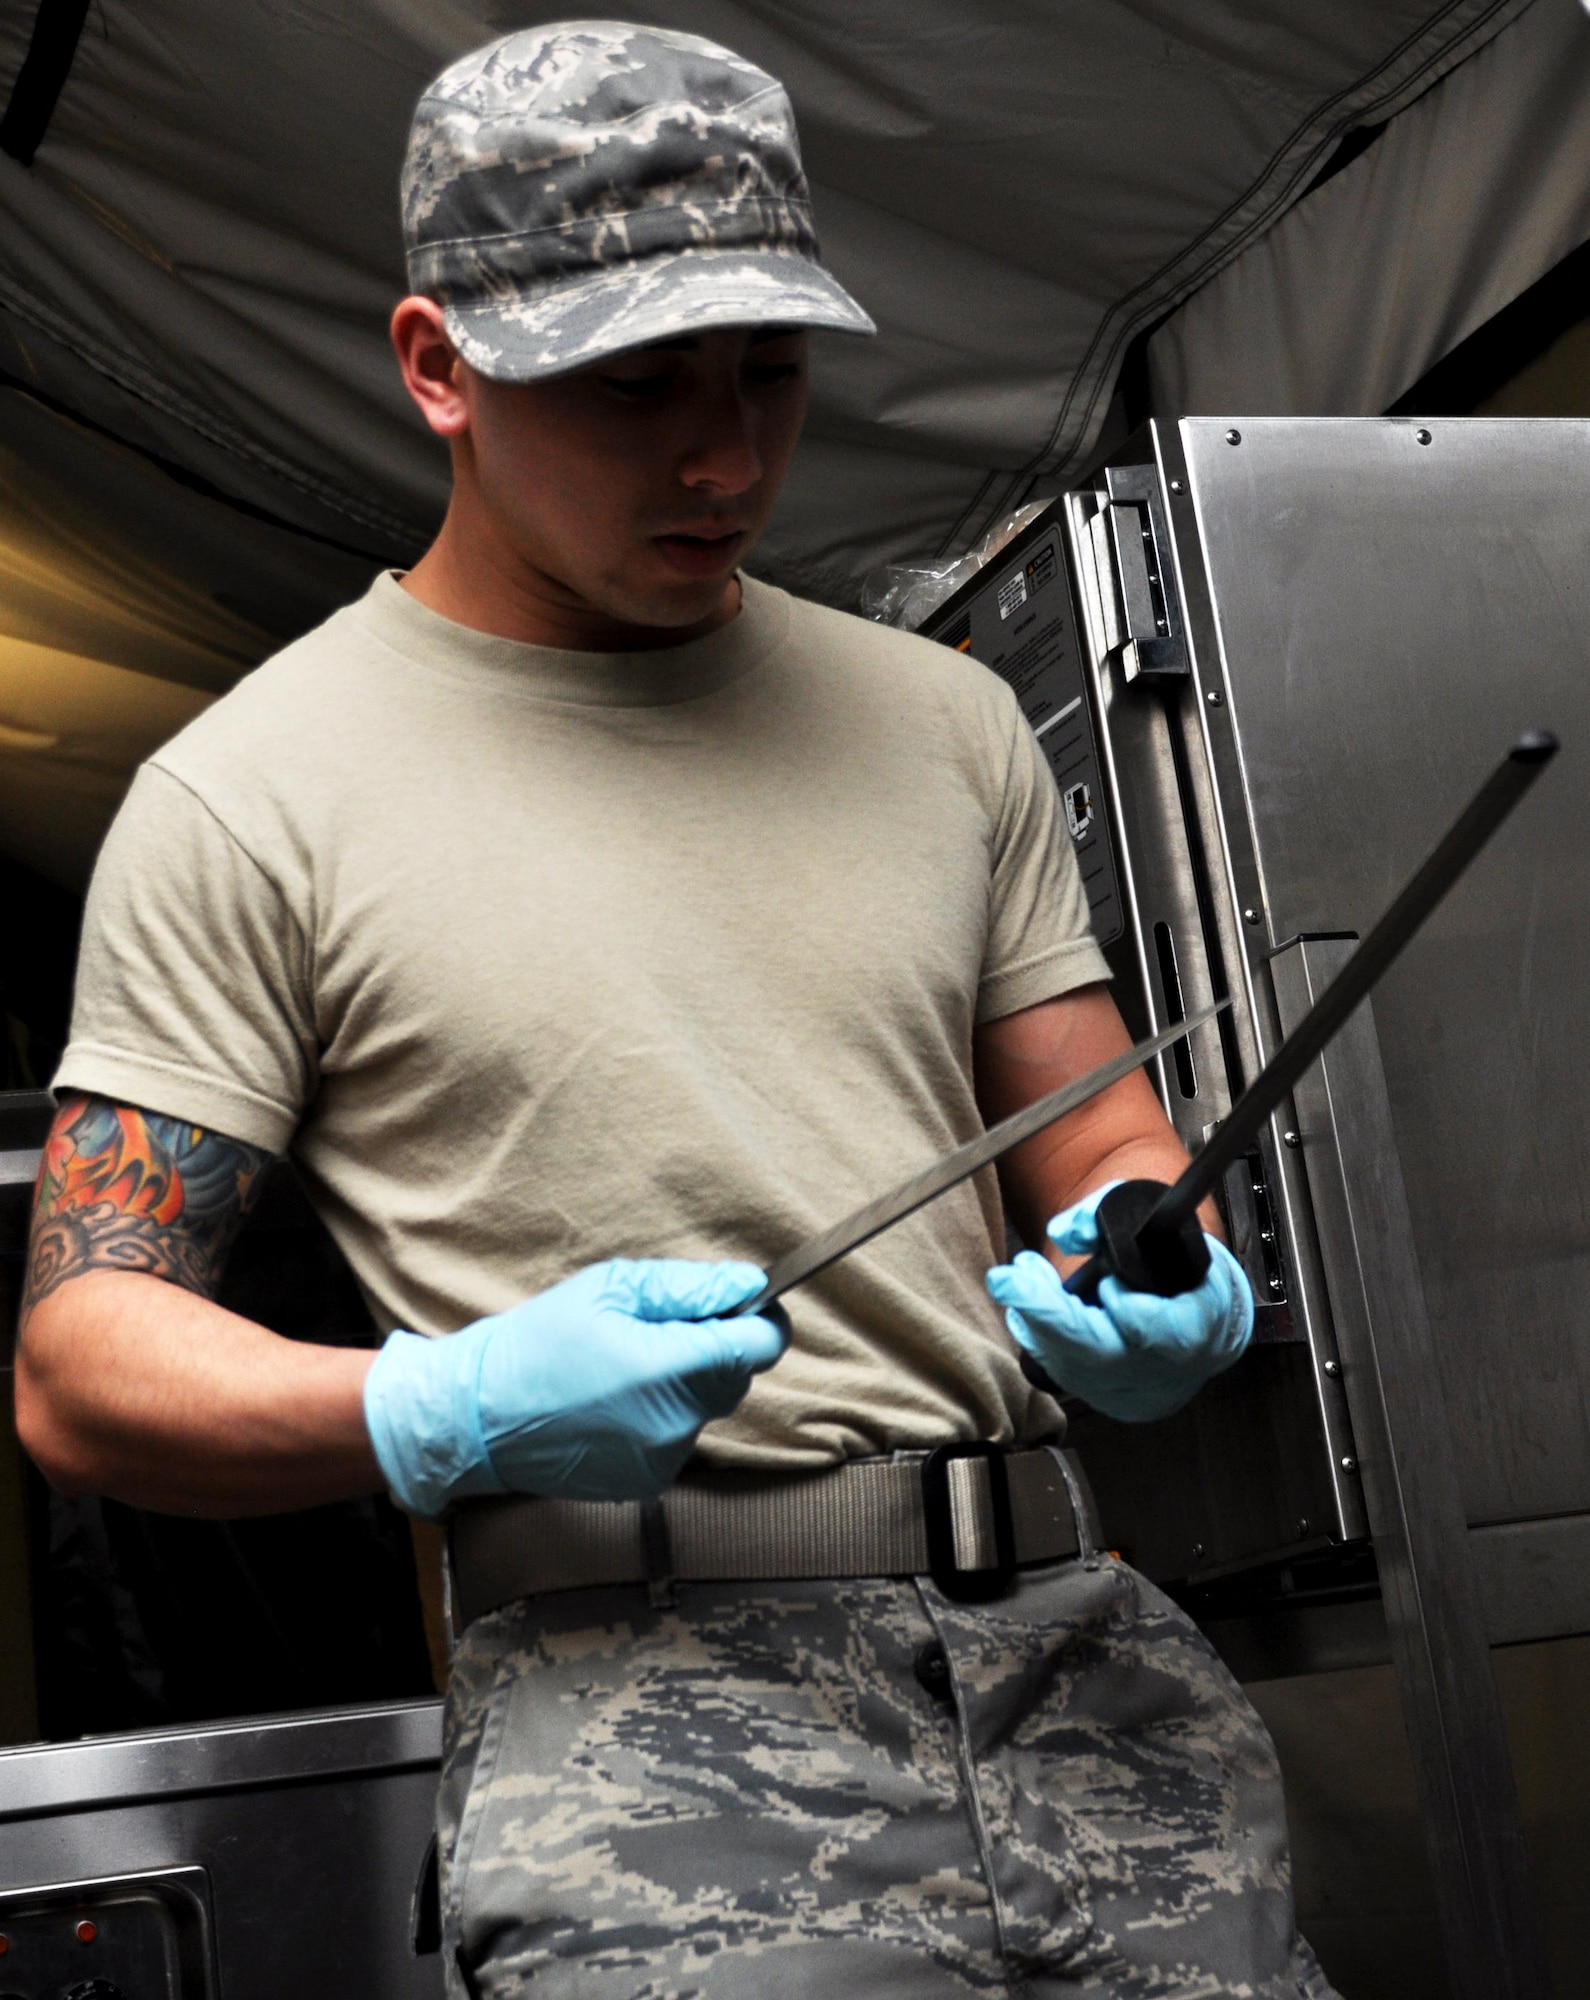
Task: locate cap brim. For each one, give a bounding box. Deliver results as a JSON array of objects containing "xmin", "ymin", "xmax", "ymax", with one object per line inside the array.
[{"xmin": 441, "ymin": 244, "xmax": 876, "ymax": 384}]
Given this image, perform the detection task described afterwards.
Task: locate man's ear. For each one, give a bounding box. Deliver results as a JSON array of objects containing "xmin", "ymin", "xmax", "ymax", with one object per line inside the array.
[{"xmin": 391, "ymin": 296, "xmax": 470, "ymax": 438}]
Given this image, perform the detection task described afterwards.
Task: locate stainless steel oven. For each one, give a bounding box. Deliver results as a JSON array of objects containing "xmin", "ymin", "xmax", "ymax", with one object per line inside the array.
[{"xmin": 922, "ymin": 417, "xmax": 1590, "ymax": 1999}]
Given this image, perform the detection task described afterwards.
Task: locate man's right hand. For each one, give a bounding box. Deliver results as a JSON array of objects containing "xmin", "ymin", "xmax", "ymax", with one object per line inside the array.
[{"xmin": 362, "ymin": 1258, "xmax": 787, "ymax": 1518}]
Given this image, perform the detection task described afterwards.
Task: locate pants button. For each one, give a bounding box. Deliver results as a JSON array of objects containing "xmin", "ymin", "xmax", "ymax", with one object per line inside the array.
[{"xmin": 914, "ymin": 1640, "xmax": 954, "ymax": 1704}]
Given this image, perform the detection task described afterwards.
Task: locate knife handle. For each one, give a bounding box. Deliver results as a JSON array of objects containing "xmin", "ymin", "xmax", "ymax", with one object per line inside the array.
[{"xmin": 1063, "ymin": 1178, "xmax": 1211, "ymax": 1304}]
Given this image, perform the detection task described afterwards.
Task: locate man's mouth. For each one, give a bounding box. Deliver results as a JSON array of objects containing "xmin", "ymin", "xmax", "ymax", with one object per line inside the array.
[{"xmin": 652, "ymin": 527, "xmax": 747, "ymax": 577}]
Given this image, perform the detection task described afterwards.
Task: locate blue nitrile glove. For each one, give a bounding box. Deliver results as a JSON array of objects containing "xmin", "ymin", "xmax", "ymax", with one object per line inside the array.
[
  {"xmin": 986, "ymin": 1183, "xmax": 1252, "ymax": 1422},
  {"xmin": 363, "ymin": 1258, "xmax": 786, "ymax": 1518}
]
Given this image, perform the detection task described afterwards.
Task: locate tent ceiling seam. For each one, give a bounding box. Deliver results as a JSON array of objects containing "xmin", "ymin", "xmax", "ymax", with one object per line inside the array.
[
  {"xmin": 941, "ymin": 0, "xmax": 1542, "ymax": 559},
  {"xmin": 1042, "ymin": 0, "xmax": 1539, "ymax": 464},
  {"xmin": 0, "ymin": 278, "xmax": 430, "ymax": 551},
  {"xmin": 0, "ymin": 369, "xmax": 401, "ymax": 568}
]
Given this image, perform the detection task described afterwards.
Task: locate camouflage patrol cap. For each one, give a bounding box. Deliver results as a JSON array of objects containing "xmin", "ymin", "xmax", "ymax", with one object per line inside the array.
[{"xmin": 402, "ymin": 20, "xmax": 876, "ymax": 381}]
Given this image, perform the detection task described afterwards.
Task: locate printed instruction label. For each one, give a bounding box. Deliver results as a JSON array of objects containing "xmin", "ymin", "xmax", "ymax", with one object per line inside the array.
[{"xmin": 929, "ymin": 523, "xmax": 1124, "ymax": 948}]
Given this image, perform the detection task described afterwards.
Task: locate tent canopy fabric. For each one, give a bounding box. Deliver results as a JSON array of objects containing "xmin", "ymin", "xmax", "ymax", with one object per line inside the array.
[
  {"xmin": 0, "ymin": 0, "xmax": 1584, "ymax": 889},
  {"xmin": 0, "ymin": 0, "xmax": 1546, "ymax": 599},
  {"xmin": 1148, "ymin": 0, "xmax": 1590, "ymax": 421}
]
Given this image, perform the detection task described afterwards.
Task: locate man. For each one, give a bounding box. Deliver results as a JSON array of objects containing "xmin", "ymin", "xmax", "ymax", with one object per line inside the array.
[{"xmin": 17, "ymin": 23, "xmax": 1331, "ymax": 1999}]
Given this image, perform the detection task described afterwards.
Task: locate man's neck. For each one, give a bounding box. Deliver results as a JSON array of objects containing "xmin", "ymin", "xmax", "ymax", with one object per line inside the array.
[{"xmin": 399, "ymin": 509, "xmax": 740, "ymax": 653}]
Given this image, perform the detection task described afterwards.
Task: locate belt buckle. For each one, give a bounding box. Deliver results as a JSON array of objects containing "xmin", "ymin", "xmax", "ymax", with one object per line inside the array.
[{"xmin": 922, "ymin": 1442, "xmax": 1017, "ymax": 1602}]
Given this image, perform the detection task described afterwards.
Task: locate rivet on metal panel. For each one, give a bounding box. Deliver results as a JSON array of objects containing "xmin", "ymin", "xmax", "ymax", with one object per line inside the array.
[
  {"xmin": 1416, "ymin": 428, "xmax": 1432, "ymax": 445},
  {"xmin": 1192, "ymin": 1542, "xmax": 1206, "ymax": 1558},
  {"xmin": 1297, "ymin": 1518, "xmax": 1310, "ymax": 1536},
  {"xmin": 1169, "ymin": 478, "xmax": 1185, "ymax": 493},
  {"xmin": 1323, "ymin": 1359, "xmax": 1342, "ymax": 1377},
  {"xmin": 1242, "ymin": 906, "xmax": 1261, "ymax": 924},
  {"xmin": 1340, "ymin": 1455, "xmax": 1359, "ymax": 1473},
  {"xmin": 1282, "ymin": 1129, "xmax": 1301, "ymax": 1148},
  {"xmin": 1205, "ymin": 688, "xmax": 1224, "ymax": 706},
  {"xmin": 1225, "ymin": 428, "xmax": 1241, "ymax": 445}
]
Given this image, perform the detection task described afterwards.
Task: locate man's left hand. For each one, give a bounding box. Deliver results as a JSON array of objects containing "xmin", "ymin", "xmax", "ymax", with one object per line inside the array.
[{"xmin": 986, "ymin": 1183, "xmax": 1253, "ymax": 1422}]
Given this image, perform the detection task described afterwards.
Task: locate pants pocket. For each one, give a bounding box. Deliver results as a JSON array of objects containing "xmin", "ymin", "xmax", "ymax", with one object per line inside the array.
[{"xmin": 934, "ymin": 1556, "xmax": 1310, "ymax": 1990}]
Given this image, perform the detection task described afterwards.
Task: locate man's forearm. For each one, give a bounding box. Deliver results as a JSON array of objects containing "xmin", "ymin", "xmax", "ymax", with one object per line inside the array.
[
  {"xmin": 975, "ymin": 986, "xmax": 1221, "ymax": 1257},
  {"xmin": 1017, "ymin": 1121, "xmax": 1222, "ymax": 1273},
  {"xmin": 16, "ymin": 1273, "xmax": 382, "ymax": 1515}
]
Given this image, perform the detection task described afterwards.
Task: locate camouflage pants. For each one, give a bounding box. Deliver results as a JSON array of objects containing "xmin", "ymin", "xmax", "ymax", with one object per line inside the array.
[{"xmin": 439, "ymin": 1556, "xmax": 1337, "ymax": 1998}]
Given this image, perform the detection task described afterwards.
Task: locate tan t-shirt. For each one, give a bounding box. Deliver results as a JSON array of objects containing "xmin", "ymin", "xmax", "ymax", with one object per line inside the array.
[{"xmin": 57, "ymin": 573, "xmax": 1109, "ymax": 1468}]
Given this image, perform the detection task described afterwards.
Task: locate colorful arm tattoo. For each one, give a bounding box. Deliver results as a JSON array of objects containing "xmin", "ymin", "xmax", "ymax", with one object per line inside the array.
[{"xmin": 24, "ymin": 1093, "xmax": 272, "ymax": 1314}]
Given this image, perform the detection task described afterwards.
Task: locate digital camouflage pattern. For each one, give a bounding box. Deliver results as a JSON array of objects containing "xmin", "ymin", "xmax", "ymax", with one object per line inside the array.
[
  {"xmin": 402, "ymin": 21, "xmax": 875, "ymax": 383},
  {"xmin": 439, "ymin": 1556, "xmax": 1338, "ymax": 1997}
]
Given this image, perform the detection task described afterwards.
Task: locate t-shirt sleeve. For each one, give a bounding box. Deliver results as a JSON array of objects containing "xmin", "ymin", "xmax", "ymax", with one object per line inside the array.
[
  {"xmin": 53, "ymin": 763, "xmax": 316, "ymax": 1154},
  {"xmin": 976, "ymin": 695, "xmax": 1111, "ymax": 1023}
]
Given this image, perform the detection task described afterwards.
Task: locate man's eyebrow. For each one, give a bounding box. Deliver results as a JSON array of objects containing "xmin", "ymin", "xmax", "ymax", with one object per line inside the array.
[{"xmin": 628, "ymin": 326, "xmax": 802, "ymax": 357}]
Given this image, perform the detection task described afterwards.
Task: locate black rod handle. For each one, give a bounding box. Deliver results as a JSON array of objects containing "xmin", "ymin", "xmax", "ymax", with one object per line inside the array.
[{"xmin": 1062, "ymin": 1178, "xmax": 1211, "ymax": 1302}]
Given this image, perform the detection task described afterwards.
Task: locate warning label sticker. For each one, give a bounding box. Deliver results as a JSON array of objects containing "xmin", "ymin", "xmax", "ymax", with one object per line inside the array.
[{"xmin": 996, "ymin": 569, "xmax": 1028, "ymax": 620}]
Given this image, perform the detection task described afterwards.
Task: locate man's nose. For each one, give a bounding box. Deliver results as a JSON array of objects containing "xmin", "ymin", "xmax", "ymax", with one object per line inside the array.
[{"xmin": 678, "ymin": 386, "xmax": 764, "ymax": 495}]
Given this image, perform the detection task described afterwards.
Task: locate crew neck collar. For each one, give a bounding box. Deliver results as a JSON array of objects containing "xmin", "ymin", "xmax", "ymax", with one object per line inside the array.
[{"xmin": 356, "ymin": 570, "xmax": 787, "ymax": 707}]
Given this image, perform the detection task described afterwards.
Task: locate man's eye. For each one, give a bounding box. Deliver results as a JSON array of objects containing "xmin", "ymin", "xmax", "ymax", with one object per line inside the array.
[{"xmin": 602, "ymin": 371, "xmax": 674, "ymax": 400}]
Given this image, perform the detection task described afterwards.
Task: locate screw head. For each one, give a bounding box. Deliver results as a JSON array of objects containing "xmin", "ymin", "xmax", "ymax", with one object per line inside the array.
[
  {"xmin": 1323, "ymin": 1358, "xmax": 1342, "ymax": 1377},
  {"xmin": 1416, "ymin": 427, "xmax": 1432, "ymax": 445},
  {"xmin": 1243, "ymin": 906, "xmax": 1261, "ymax": 925},
  {"xmin": 1205, "ymin": 688, "xmax": 1224, "ymax": 706},
  {"xmin": 1297, "ymin": 1518, "xmax": 1311, "ymax": 1536},
  {"xmin": 1283, "ymin": 1129, "xmax": 1301, "ymax": 1148},
  {"xmin": 1191, "ymin": 1542, "xmax": 1206, "ymax": 1559},
  {"xmin": 1341, "ymin": 1455, "xmax": 1359, "ymax": 1473},
  {"xmin": 1225, "ymin": 427, "xmax": 1242, "ymax": 446},
  {"xmin": 1169, "ymin": 477, "xmax": 1185, "ymax": 493}
]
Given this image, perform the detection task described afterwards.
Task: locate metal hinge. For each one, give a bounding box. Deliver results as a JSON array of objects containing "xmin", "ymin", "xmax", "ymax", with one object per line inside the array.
[{"xmin": 1075, "ymin": 465, "xmax": 1189, "ymax": 683}]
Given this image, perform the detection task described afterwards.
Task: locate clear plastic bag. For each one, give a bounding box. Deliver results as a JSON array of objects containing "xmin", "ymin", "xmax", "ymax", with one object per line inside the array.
[{"xmin": 860, "ymin": 501, "xmax": 1049, "ymax": 631}]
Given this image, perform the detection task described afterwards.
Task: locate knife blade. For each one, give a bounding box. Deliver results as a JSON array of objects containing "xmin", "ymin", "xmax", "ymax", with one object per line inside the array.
[{"xmin": 743, "ymin": 998, "xmax": 1229, "ymax": 1315}]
